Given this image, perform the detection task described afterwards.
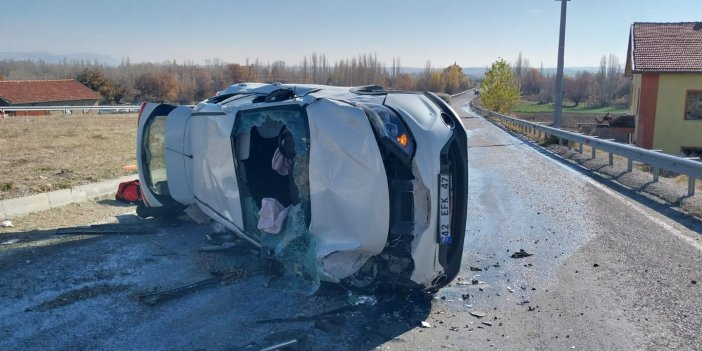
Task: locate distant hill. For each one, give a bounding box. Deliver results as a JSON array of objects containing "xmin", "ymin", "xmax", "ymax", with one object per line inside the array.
[
  {"xmin": 400, "ymin": 66, "xmax": 600, "ymax": 78},
  {"xmin": 0, "ymin": 51, "xmax": 120, "ymax": 66}
]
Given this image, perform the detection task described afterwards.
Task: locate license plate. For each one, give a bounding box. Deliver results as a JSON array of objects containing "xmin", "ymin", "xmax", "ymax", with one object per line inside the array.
[{"xmin": 438, "ymin": 174, "xmax": 452, "ymax": 245}]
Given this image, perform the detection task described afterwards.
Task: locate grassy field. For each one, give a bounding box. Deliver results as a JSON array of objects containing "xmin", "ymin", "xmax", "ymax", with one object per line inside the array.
[
  {"xmin": 0, "ymin": 113, "xmax": 138, "ymax": 200},
  {"xmin": 515, "ymin": 101, "xmax": 629, "ymax": 114}
]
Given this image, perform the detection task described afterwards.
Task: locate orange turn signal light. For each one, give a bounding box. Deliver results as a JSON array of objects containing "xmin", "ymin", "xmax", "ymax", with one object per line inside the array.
[{"xmin": 396, "ymin": 133, "xmax": 409, "ymax": 147}]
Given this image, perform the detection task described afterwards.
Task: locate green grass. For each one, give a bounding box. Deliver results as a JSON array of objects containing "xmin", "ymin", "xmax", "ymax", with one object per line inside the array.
[{"xmin": 514, "ymin": 101, "xmax": 629, "ymax": 114}]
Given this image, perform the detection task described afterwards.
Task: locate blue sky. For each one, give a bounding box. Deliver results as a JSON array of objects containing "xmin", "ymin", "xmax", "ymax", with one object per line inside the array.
[{"xmin": 3, "ymin": 0, "xmax": 701, "ymax": 68}]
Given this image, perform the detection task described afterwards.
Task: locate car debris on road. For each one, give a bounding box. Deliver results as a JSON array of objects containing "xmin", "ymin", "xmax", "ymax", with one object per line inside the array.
[
  {"xmin": 346, "ymin": 291, "xmax": 377, "ymax": 306},
  {"xmin": 470, "ymin": 311, "xmax": 487, "ymax": 318},
  {"xmin": 54, "ymin": 223, "xmax": 157, "ymax": 235},
  {"xmin": 137, "ymin": 267, "xmax": 244, "ymax": 305},
  {"xmin": 510, "ymin": 249, "xmax": 534, "ymax": 258},
  {"xmin": 259, "ymin": 339, "xmax": 299, "ymax": 351}
]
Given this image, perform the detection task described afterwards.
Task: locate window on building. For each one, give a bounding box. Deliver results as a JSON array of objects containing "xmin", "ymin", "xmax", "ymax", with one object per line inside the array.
[
  {"xmin": 681, "ymin": 147, "xmax": 702, "ymax": 159},
  {"xmin": 685, "ymin": 90, "xmax": 702, "ymax": 120}
]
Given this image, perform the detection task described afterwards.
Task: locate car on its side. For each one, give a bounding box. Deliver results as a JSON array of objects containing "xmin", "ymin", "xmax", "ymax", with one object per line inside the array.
[{"xmin": 136, "ymin": 83, "xmax": 468, "ymax": 292}]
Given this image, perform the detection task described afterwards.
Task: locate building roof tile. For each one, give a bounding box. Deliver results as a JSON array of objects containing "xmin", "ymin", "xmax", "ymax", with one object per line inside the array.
[
  {"xmin": 627, "ymin": 22, "xmax": 702, "ymax": 74},
  {"xmin": 0, "ymin": 79, "xmax": 101, "ymax": 105}
]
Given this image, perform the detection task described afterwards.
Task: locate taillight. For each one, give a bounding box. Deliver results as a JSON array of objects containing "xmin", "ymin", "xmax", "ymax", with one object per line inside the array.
[{"xmin": 137, "ymin": 102, "xmax": 148, "ymax": 125}]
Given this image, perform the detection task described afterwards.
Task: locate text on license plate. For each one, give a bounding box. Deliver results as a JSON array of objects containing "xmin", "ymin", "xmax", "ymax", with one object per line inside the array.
[{"xmin": 439, "ymin": 174, "xmax": 451, "ymax": 245}]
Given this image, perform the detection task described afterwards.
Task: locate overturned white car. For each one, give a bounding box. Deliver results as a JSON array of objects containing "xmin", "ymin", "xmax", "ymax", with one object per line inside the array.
[{"xmin": 136, "ymin": 83, "xmax": 468, "ymax": 293}]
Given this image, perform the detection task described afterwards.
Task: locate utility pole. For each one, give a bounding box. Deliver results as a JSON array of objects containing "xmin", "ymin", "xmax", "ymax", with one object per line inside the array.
[{"xmin": 554, "ymin": 0, "xmax": 569, "ymax": 129}]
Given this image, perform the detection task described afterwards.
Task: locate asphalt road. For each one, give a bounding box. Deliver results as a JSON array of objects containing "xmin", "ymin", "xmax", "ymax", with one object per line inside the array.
[
  {"xmin": 396, "ymin": 93, "xmax": 702, "ymax": 350},
  {"xmin": 1, "ymin": 92, "xmax": 701, "ymax": 351}
]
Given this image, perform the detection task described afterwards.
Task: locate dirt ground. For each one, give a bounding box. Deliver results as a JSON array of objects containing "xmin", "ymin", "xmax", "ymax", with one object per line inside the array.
[
  {"xmin": 1, "ymin": 194, "xmax": 137, "ymax": 233},
  {"xmin": 0, "ymin": 112, "xmax": 138, "ymax": 200}
]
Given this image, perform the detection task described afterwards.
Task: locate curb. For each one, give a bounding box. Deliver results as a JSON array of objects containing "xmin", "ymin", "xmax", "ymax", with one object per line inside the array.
[{"xmin": 1, "ymin": 175, "xmax": 138, "ymax": 219}]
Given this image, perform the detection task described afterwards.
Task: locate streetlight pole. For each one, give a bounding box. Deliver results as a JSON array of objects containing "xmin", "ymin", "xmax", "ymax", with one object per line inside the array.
[{"xmin": 554, "ymin": 0, "xmax": 569, "ymax": 129}]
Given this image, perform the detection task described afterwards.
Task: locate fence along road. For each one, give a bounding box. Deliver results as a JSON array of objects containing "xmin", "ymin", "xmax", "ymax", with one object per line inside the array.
[
  {"xmin": 0, "ymin": 105, "xmax": 141, "ymax": 113},
  {"xmin": 471, "ymin": 102, "xmax": 701, "ymax": 196}
]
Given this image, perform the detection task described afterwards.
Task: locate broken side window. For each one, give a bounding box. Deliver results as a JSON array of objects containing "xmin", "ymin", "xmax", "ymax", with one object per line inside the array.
[{"xmin": 230, "ymin": 104, "xmax": 318, "ymax": 294}]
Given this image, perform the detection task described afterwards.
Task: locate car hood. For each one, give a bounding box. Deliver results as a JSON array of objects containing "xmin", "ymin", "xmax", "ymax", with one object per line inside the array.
[{"xmin": 306, "ymin": 99, "xmax": 390, "ymax": 282}]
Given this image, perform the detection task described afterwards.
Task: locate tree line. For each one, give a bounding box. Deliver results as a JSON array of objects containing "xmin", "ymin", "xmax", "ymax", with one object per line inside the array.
[
  {"xmin": 512, "ymin": 52, "xmax": 631, "ymax": 108},
  {"xmin": 0, "ymin": 54, "xmax": 470, "ymax": 104},
  {"xmin": 480, "ymin": 53, "xmax": 632, "ymax": 113}
]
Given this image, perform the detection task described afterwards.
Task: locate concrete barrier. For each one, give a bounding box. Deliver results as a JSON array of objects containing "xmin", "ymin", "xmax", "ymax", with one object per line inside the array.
[{"xmin": 1, "ymin": 174, "xmax": 138, "ymax": 219}]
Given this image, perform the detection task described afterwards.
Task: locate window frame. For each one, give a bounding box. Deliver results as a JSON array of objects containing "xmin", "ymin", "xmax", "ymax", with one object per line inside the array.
[
  {"xmin": 684, "ymin": 90, "xmax": 702, "ymax": 121},
  {"xmin": 680, "ymin": 146, "xmax": 702, "ymax": 158}
]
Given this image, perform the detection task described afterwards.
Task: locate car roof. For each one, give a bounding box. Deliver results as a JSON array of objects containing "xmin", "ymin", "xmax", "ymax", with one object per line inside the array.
[{"xmin": 215, "ymin": 82, "xmax": 420, "ymax": 107}]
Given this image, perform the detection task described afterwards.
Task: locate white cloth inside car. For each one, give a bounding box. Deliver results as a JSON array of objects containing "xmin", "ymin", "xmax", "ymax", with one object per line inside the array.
[
  {"xmin": 271, "ymin": 147, "xmax": 293, "ymax": 175},
  {"xmin": 257, "ymin": 197, "xmax": 291, "ymax": 234}
]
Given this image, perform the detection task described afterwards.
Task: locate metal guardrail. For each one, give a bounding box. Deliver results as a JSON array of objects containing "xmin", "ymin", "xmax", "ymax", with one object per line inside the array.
[
  {"xmin": 471, "ymin": 102, "xmax": 701, "ymax": 196},
  {"xmin": 0, "ymin": 105, "xmax": 141, "ymax": 112}
]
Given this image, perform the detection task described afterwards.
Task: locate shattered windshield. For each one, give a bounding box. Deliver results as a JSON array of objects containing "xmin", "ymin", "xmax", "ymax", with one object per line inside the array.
[{"xmin": 231, "ymin": 105, "xmax": 317, "ymax": 293}]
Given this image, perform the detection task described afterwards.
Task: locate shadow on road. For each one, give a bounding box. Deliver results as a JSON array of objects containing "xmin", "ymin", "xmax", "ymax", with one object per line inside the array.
[
  {"xmin": 1, "ymin": 213, "xmax": 431, "ymax": 350},
  {"xmin": 245, "ymin": 286, "xmax": 432, "ymax": 350},
  {"xmin": 485, "ymin": 115, "xmax": 702, "ymax": 234}
]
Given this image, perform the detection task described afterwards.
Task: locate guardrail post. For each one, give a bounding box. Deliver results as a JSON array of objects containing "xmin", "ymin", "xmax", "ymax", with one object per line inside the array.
[
  {"xmin": 479, "ymin": 105, "xmax": 702, "ymax": 194},
  {"xmin": 689, "ymin": 177, "xmax": 696, "ymax": 196}
]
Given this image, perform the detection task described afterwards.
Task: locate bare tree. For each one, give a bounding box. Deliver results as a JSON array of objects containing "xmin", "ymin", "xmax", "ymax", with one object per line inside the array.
[
  {"xmin": 135, "ymin": 71, "xmax": 177, "ymax": 103},
  {"xmin": 591, "ymin": 54, "xmax": 626, "ymax": 107},
  {"xmin": 226, "ymin": 63, "xmax": 249, "ymax": 83},
  {"xmin": 564, "ymin": 71, "xmax": 592, "ymax": 107},
  {"xmin": 419, "ymin": 61, "xmax": 433, "ymax": 91},
  {"xmin": 76, "ymin": 68, "xmax": 114, "ymax": 103},
  {"xmin": 537, "ymin": 73, "xmax": 555, "ymax": 104},
  {"xmin": 1, "ymin": 52, "xmax": 492, "ymax": 103},
  {"xmin": 111, "ymin": 79, "xmax": 133, "ymax": 104},
  {"xmin": 521, "ymin": 68, "xmax": 543, "ymax": 96},
  {"xmin": 395, "ymin": 73, "xmax": 416, "ymax": 90},
  {"xmin": 193, "ymin": 67, "xmax": 214, "ymax": 101}
]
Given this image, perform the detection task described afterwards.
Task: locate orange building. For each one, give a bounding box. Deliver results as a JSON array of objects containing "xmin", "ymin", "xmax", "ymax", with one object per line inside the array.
[{"xmin": 625, "ymin": 22, "xmax": 702, "ymax": 156}]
